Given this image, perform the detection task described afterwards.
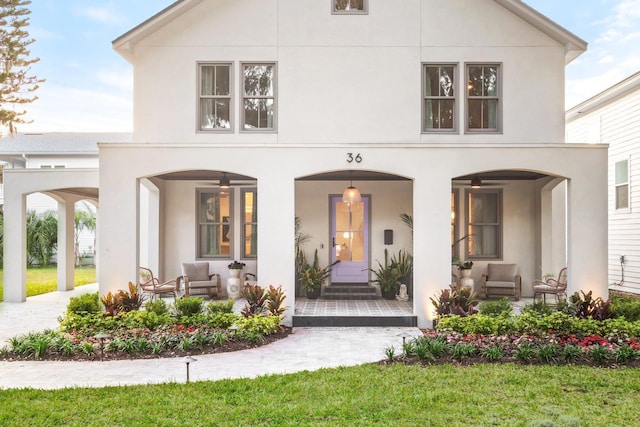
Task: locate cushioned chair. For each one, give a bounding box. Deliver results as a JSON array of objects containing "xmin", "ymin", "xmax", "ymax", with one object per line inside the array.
[
  {"xmin": 533, "ymin": 267, "xmax": 567, "ymax": 304},
  {"xmin": 179, "ymin": 262, "xmax": 221, "ymax": 298},
  {"xmin": 138, "ymin": 267, "xmax": 179, "ymax": 301},
  {"xmin": 480, "ymin": 263, "xmax": 521, "ymax": 300}
]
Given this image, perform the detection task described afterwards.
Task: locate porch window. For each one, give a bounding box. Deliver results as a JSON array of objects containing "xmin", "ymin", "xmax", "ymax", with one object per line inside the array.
[
  {"xmin": 198, "ymin": 63, "xmax": 232, "ymax": 131},
  {"xmin": 197, "ymin": 189, "xmax": 232, "ymax": 258},
  {"xmin": 465, "ymin": 189, "xmax": 502, "ymax": 259},
  {"xmin": 242, "ymin": 63, "xmax": 276, "ymax": 131},
  {"xmin": 242, "ymin": 188, "xmax": 258, "ymax": 258},
  {"xmin": 423, "ymin": 64, "xmax": 456, "ymax": 132},
  {"xmin": 615, "ymin": 159, "xmax": 629, "ymax": 210},
  {"xmin": 333, "ymin": 0, "xmax": 367, "ymax": 14},
  {"xmin": 466, "ymin": 64, "xmax": 500, "ymax": 132}
]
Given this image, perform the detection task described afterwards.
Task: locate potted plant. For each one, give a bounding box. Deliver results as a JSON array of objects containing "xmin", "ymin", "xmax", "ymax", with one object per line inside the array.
[
  {"xmin": 370, "ymin": 249, "xmax": 403, "ymax": 300},
  {"xmin": 228, "ymin": 260, "xmax": 246, "ymax": 280},
  {"xmin": 454, "ymin": 260, "xmax": 473, "ymax": 278},
  {"xmin": 301, "ymin": 249, "xmax": 338, "ymax": 299}
]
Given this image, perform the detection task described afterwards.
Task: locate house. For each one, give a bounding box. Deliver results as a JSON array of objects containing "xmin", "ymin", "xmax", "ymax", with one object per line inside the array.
[
  {"xmin": 0, "ymin": 133, "xmax": 131, "ymax": 262},
  {"xmin": 566, "ymin": 71, "xmax": 640, "ymax": 295},
  {"xmin": 3, "ymin": 0, "xmax": 608, "ymax": 328}
]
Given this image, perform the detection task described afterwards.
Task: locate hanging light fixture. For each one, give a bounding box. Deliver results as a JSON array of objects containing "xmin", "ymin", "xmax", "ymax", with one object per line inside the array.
[
  {"xmin": 219, "ymin": 173, "xmax": 230, "ymax": 189},
  {"xmin": 470, "ymin": 175, "xmax": 482, "ymax": 189},
  {"xmin": 342, "ymin": 172, "xmax": 362, "ymax": 204}
]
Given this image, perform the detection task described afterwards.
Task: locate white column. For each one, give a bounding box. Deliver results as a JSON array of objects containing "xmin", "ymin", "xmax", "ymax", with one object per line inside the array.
[
  {"xmin": 57, "ymin": 198, "xmax": 75, "ymax": 292},
  {"xmin": 3, "ymin": 192, "xmax": 27, "ymax": 302},
  {"xmin": 257, "ymin": 172, "xmax": 295, "ymax": 327}
]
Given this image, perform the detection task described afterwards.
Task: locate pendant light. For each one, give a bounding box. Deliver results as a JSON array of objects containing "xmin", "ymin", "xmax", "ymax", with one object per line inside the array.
[
  {"xmin": 219, "ymin": 173, "xmax": 230, "ymax": 189},
  {"xmin": 470, "ymin": 175, "xmax": 482, "ymax": 189},
  {"xmin": 342, "ymin": 171, "xmax": 362, "ymax": 204}
]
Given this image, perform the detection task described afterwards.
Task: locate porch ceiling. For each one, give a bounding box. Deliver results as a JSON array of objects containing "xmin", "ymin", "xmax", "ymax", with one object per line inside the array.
[
  {"xmin": 454, "ymin": 171, "xmax": 548, "ymax": 181},
  {"xmin": 155, "ymin": 170, "xmax": 255, "ymax": 181},
  {"xmin": 50, "ymin": 188, "xmax": 99, "ymax": 199},
  {"xmin": 298, "ymin": 171, "xmax": 411, "ymax": 181}
]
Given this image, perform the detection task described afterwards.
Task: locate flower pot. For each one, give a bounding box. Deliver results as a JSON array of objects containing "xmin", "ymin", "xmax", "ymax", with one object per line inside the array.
[
  {"xmin": 381, "ymin": 288, "xmax": 397, "ymax": 300},
  {"xmin": 306, "ymin": 287, "xmax": 321, "ymax": 299}
]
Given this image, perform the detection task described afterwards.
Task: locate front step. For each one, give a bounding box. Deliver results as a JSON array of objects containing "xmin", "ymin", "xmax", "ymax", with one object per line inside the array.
[
  {"xmin": 292, "ymin": 315, "xmax": 418, "ymax": 327},
  {"xmin": 323, "ymin": 283, "xmax": 378, "ymax": 300}
]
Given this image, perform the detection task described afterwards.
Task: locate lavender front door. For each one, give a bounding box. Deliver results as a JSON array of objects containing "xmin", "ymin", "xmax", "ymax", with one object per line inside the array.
[{"xmin": 330, "ymin": 195, "xmax": 370, "ymax": 283}]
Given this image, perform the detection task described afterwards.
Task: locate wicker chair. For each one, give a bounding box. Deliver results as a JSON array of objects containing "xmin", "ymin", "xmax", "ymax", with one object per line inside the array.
[
  {"xmin": 533, "ymin": 268, "xmax": 567, "ymax": 304},
  {"xmin": 138, "ymin": 267, "xmax": 179, "ymax": 301}
]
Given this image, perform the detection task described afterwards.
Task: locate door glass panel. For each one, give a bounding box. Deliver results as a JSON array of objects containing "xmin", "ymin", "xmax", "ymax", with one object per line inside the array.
[{"xmin": 334, "ymin": 201, "xmax": 364, "ymax": 262}]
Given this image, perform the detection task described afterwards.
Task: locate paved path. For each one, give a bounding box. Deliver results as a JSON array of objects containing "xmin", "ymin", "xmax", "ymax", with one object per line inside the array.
[{"xmin": 0, "ymin": 286, "xmax": 422, "ymax": 390}]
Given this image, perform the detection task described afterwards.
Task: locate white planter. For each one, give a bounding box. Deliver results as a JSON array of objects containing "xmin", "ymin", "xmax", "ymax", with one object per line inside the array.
[{"xmin": 227, "ymin": 268, "xmax": 243, "ymax": 298}]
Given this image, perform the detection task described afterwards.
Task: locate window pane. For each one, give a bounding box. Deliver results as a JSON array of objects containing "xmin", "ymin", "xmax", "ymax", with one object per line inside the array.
[
  {"xmin": 201, "ymin": 193, "xmax": 220, "ymax": 222},
  {"xmin": 244, "ymin": 224, "xmax": 257, "ymax": 257},
  {"xmin": 468, "ymin": 225, "xmax": 498, "ymax": 257},
  {"xmin": 335, "ymin": 0, "xmax": 364, "ymax": 11},
  {"xmin": 201, "ymin": 66, "xmax": 215, "ymax": 96},
  {"xmin": 200, "ymin": 224, "xmax": 222, "ymax": 256},
  {"xmin": 468, "ymin": 66, "xmax": 484, "ymax": 97},
  {"xmin": 616, "ymin": 160, "xmax": 628, "ymax": 185},
  {"xmin": 244, "ymin": 99, "xmax": 274, "ymax": 129},
  {"xmin": 215, "ymin": 66, "xmax": 230, "ymax": 96},
  {"xmin": 244, "ymin": 65, "xmax": 273, "ymax": 96},
  {"xmin": 468, "ymin": 100, "xmax": 497, "ymax": 129},
  {"xmin": 425, "ymin": 99, "xmax": 454, "ymax": 130},
  {"xmin": 616, "ymin": 185, "xmax": 629, "ymax": 209},
  {"xmin": 200, "ymin": 99, "xmax": 231, "ymax": 129},
  {"xmin": 198, "ymin": 191, "xmax": 231, "ymax": 258}
]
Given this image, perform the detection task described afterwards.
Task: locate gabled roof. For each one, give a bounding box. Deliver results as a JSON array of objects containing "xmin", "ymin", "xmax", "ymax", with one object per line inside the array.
[
  {"xmin": 566, "ymin": 71, "xmax": 640, "ymax": 122},
  {"xmin": 0, "ymin": 132, "xmax": 132, "ymax": 155},
  {"xmin": 112, "ymin": 0, "xmax": 587, "ymax": 65}
]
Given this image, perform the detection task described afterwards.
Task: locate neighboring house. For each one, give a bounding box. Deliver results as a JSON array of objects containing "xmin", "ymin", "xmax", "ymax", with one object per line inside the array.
[
  {"xmin": 3, "ymin": 0, "xmax": 608, "ymax": 329},
  {"xmin": 0, "ymin": 133, "xmax": 130, "ymax": 259},
  {"xmin": 566, "ymin": 71, "xmax": 640, "ymax": 295}
]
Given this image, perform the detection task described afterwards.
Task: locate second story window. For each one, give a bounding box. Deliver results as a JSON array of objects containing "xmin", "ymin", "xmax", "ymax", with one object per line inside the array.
[
  {"xmin": 199, "ymin": 63, "xmax": 232, "ymax": 131},
  {"xmin": 466, "ymin": 64, "xmax": 501, "ymax": 133},
  {"xmin": 333, "ymin": 0, "xmax": 367, "ymax": 13},
  {"xmin": 242, "ymin": 63, "xmax": 276, "ymax": 131},
  {"xmin": 423, "ymin": 64, "xmax": 456, "ymax": 132}
]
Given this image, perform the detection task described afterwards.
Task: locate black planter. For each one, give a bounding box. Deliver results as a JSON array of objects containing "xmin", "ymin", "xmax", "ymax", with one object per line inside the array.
[
  {"xmin": 381, "ymin": 288, "xmax": 397, "ymax": 300},
  {"xmin": 306, "ymin": 287, "xmax": 321, "ymax": 299}
]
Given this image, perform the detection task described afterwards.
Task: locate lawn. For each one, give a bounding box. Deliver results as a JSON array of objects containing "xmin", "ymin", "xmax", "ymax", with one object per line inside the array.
[
  {"xmin": 0, "ymin": 363, "xmax": 638, "ymax": 426},
  {"xmin": 0, "ymin": 267, "xmax": 95, "ymax": 301}
]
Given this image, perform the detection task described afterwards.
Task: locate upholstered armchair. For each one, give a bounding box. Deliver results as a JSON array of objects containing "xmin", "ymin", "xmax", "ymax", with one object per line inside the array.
[
  {"xmin": 179, "ymin": 262, "xmax": 221, "ymax": 298},
  {"xmin": 480, "ymin": 263, "xmax": 521, "ymax": 300}
]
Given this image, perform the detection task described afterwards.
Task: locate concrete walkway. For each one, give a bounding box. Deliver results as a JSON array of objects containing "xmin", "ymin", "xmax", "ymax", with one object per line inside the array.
[{"xmin": 0, "ymin": 285, "xmax": 422, "ymax": 390}]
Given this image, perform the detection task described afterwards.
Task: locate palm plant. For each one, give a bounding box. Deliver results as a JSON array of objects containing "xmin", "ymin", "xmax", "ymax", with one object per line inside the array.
[
  {"xmin": 26, "ymin": 210, "xmax": 58, "ymax": 266},
  {"xmin": 74, "ymin": 202, "xmax": 96, "ymax": 266}
]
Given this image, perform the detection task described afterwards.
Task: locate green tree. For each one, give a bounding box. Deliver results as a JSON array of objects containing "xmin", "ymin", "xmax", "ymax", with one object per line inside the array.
[
  {"xmin": 74, "ymin": 202, "xmax": 96, "ymax": 266},
  {"xmin": 26, "ymin": 209, "xmax": 57, "ymax": 266},
  {"xmin": 0, "ymin": 0, "xmax": 43, "ymax": 134}
]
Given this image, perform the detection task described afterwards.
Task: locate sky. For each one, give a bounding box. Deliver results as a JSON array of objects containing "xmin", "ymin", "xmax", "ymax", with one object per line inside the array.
[{"xmin": 14, "ymin": 0, "xmax": 640, "ymax": 133}]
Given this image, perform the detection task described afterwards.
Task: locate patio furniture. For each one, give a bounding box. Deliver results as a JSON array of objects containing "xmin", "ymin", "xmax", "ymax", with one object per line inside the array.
[
  {"xmin": 480, "ymin": 263, "xmax": 521, "ymax": 300},
  {"xmin": 138, "ymin": 267, "xmax": 179, "ymax": 301},
  {"xmin": 533, "ymin": 267, "xmax": 567, "ymax": 303},
  {"xmin": 179, "ymin": 262, "xmax": 221, "ymax": 298}
]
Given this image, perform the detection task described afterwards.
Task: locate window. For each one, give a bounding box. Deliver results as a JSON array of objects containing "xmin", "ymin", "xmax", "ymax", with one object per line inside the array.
[
  {"xmin": 615, "ymin": 159, "xmax": 629, "ymax": 210},
  {"xmin": 198, "ymin": 63, "xmax": 232, "ymax": 131},
  {"xmin": 242, "ymin": 188, "xmax": 258, "ymax": 258},
  {"xmin": 423, "ymin": 64, "xmax": 456, "ymax": 132},
  {"xmin": 466, "ymin": 64, "xmax": 500, "ymax": 132},
  {"xmin": 465, "ymin": 189, "xmax": 502, "ymax": 259},
  {"xmin": 242, "ymin": 63, "xmax": 276, "ymax": 131},
  {"xmin": 197, "ymin": 189, "xmax": 232, "ymax": 258},
  {"xmin": 333, "ymin": 0, "xmax": 367, "ymax": 13}
]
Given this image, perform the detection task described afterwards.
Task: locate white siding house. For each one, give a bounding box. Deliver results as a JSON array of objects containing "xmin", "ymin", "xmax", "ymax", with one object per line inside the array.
[
  {"xmin": 3, "ymin": 0, "xmax": 609, "ymax": 329},
  {"xmin": 567, "ymin": 71, "xmax": 640, "ymax": 295}
]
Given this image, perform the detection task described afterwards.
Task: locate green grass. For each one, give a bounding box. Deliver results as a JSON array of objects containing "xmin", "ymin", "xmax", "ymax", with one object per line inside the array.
[
  {"xmin": 0, "ymin": 363, "xmax": 638, "ymax": 426},
  {"xmin": 0, "ymin": 267, "xmax": 95, "ymax": 301}
]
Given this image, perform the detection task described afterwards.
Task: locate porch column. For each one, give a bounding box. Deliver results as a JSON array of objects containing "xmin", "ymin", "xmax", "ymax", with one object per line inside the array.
[
  {"xmin": 413, "ymin": 173, "xmax": 451, "ymax": 328},
  {"xmin": 57, "ymin": 197, "xmax": 75, "ymax": 291},
  {"xmin": 257, "ymin": 172, "xmax": 295, "ymax": 327},
  {"xmin": 3, "ymin": 190, "xmax": 27, "ymax": 302}
]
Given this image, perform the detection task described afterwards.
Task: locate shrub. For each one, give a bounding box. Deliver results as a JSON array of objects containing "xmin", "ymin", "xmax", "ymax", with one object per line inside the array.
[
  {"xmin": 175, "ymin": 297, "xmax": 204, "ymax": 317},
  {"xmin": 264, "ymin": 285, "xmax": 287, "ymax": 319},
  {"xmin": 479, "ymin": 298, "xmax": 513, "ymax": 316},
  {"xmin": 568, "ymin": 291, "xmax": 612, "ymax": 320},
  {"xmin": 430, "ymin": 286, "xmax": 479, "ymax": 317},
  {"xmin": 67, "ymin": 292, "xmax": 101, "ymax": 315},
  {"xmin": 611, "ymin": 296, "xmax": 640, "ymax": 321},
  {"xmin": 241, "ymin": 284, "xmax": 268, "ymax": 317},
  {"xmin": 207, "ymin": 298, "xmax": 235, "ymax": 314},
  {"xmin": 522, "ymin": 301, "xmax": 556, "ymax": 316},
  {"xmin": 235, "ymin": 315, "xmax": 281, "ymax": 336},
  {"xmin": 145, "ymin": 299, "xmax": 169, "ymax": 316}
]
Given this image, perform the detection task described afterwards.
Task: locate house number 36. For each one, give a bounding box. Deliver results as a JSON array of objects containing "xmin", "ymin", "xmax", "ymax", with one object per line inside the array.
[{"xmin": 347, "ymin": 153, "xmax": 363, "ymax": 163}]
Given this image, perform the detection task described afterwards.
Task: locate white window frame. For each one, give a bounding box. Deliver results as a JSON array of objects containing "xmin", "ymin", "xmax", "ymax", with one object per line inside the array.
[
  {"xmin": 332, "ymin": 0, "xmax": 368, "ymax": 14},
  {"xmin": 196, "ymin": 189, "xmax": 234, "ymax": 259},
  {"xmin": 241, "ymin": 62, "xmax": 277, "ymax": 132},
  {"xmin": 615, "ymin": 158, "xmax": 630, "ymax": 211},
  {"xmin": 465, "ymin": 63, "xmax": 502, "ymax": 134},
  {"xmin": 465, "ymin": 188, "xmax": 503, "ymax": 260},
  {"xmin": 197, "ymin": 62, "xmax": 233, "ymax": 133},
  {"xmin": 422, "ymin": 63, "xmax": 458, "ymax": 133}
]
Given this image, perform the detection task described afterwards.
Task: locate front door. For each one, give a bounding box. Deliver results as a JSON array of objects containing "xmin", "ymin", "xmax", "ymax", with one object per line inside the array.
[{"xmin": 330, "ymin": 195, "xmax": 369, "ymax": 283}]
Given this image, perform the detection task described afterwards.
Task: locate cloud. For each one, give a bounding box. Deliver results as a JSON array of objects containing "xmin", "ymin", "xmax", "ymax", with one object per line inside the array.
[
  {"xmin": 76, "ymin": 6, "xmax": 127, "ymax": 26},
  {"xmin": 97, "ymin": 69, "xmax": 133, "ymax": 92}
]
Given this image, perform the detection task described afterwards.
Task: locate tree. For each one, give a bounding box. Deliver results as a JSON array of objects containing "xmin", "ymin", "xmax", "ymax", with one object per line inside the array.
[
  {"xmin": 74, "ymin": 202, "xmax": 96, "ymax": 266},
  {"xmin": 0, "ymin": 0, "xmax": 43, "ymax": 134}
]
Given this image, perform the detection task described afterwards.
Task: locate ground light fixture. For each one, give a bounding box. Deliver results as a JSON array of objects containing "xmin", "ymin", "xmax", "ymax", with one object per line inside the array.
[
  {"xmin": 183, "ymin": 356, "xmax": 197, "ymax": 383},
  {"xmin": 94, "ymin": 332, "xmax": 110, "ymax": 361}
]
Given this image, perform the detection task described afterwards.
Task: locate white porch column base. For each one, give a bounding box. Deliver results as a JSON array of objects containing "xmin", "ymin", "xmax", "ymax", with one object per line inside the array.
[
  {"xmin": 57, "ymin": 198, "xmax": 76, "ymax": 292},
  {"xmin": 3, "ymin": 192, "xmax": 27, "ymax": 302}
]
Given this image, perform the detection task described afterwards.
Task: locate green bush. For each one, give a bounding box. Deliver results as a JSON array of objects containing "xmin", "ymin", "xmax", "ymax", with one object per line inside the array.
[
  {"xmin": 67, "ymin": 292, "xmax": 101, "ymax": 315},
  {"xmin": 235, "ymin": 315, "xmax": 281, "ymax": 336},
  {"xmin": 479, "ymin": 298, "xmax": 513, "ymax": 316},
  {"xmin": 207, "ymin": 298, "xmax": 235, "ymax": 314},
  {"xmin": 522, "ymin": 301, "xmax": 556, "ymax": 316},
  {"xmin": 611, "ymin": 296, "xmax": 640, "ymax": 321},
  {"xmin": 175, "ymin": 297, "xmax": 204, "ymax": 317},
  {"xmin": 145, "ymin": 299, "xmax": 169, "ymax": 316}
]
